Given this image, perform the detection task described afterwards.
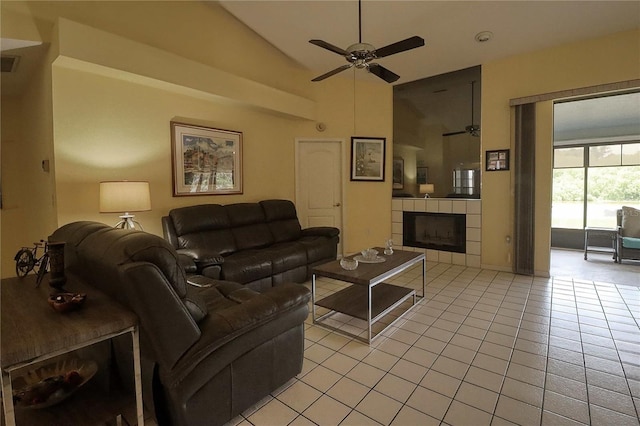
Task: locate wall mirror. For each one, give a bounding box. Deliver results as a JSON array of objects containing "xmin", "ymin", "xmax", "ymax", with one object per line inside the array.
[{"xmin": 393, "ymin": 66, "xmax": 481, "ymax": 199}]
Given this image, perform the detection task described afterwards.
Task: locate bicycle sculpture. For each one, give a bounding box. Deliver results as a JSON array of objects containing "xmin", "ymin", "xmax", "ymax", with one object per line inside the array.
[{"xmin": 14, "ymin": 240, "xmax": 50, "ymax": 287}]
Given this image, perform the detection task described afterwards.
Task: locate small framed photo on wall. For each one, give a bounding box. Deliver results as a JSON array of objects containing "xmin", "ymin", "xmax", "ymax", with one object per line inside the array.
[
  {"xmin": 393, "ymin": 158, "xmax": 404, "ymax": 189},
  {"xmin": 417, "ymin": 167, "xmax": 428, "ymax": 184},
  {"xmin": 486, "ymin": 149, "xmax": 510, "ymax": 171},
  {"xmin": 350, "ymin": 137, "xmax": 386, "ymax": 181}
]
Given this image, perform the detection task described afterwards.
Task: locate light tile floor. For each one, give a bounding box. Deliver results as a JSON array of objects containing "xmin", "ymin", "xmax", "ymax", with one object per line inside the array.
[{"xmin": 229, "ymin": 261, "xmax": 640, "ymax": 426}]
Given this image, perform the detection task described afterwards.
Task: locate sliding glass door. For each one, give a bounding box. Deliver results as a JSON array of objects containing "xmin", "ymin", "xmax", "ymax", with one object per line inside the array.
[{"xmin": 552, "ymin": 92, "xmax": 640, "ymax": 249}]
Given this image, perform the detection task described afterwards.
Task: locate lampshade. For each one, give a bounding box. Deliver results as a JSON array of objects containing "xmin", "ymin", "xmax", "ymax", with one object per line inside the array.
[
  {"xmin": 420, "ymin": 183, "xmax": 435, "ymax": 194},
  {"xmin": 100, "ymin": 181, "xmax": 151, "ymax": 213}
]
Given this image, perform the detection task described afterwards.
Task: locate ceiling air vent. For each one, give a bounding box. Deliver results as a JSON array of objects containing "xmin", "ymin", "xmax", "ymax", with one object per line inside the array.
[{"xmin": 1, "ymin": 55, "xmax": 20, "ymax": 73}]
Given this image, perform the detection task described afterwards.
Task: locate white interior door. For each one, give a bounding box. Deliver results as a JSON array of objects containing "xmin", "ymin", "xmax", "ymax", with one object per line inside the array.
[{"xmin": 295, "ymin": 139, "xmax": 343, "ymax": 256}]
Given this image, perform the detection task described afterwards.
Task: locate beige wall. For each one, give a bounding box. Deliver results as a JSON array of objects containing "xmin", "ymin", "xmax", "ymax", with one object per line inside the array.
[
  {"xmin": 2, "ymin": 1, "xmax": 637, "ymax": 279},
  {"xmin": 1, "ymin": 1, "xmax": 392, "ymax": 277},
  {"xmin": 482, "ymin": 29, "xmax": 640, "ymax": 273},
  {"xmin": 312, "ymin": 73, "xmax": 393, "ymax": 252},
  {"xmin": 0, "ymin": 23, "xmax": 58, "ymax": 277}
]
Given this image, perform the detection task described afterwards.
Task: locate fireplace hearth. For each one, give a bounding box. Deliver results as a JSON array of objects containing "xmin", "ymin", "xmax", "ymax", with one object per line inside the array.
[{"xmin": 403, "ymin": 211, "xmax": 466, "ymax": 253}]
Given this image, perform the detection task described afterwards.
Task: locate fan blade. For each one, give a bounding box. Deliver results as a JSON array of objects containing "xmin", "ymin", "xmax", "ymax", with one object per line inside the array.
[
  {"xmin": 375, "ymin": 36, "xmax": 425, "ymax": 58},
  {"xmin": 442, "ymin": 130, "xmax": 467, "ymax": 137},
  {"xmin": 309, "ymin": 39, "xmax": 348, "ymax": 56},
  {"xmin": 368, "ymin": 63, "xmax": 400, "ymax": 83},
  {"xmin": 312, "ymin": 64, "xmax": 353, "ymax": 82}
]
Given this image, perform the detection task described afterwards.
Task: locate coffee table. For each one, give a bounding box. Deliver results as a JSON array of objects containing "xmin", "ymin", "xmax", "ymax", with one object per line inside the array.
[{"xmin": 311, "ymin": 248, "xmax": 426, "ymax": 344}]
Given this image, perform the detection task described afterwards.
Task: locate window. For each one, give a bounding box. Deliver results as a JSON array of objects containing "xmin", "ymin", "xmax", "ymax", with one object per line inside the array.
[
  {"xmin": 552, "ymin": 168, "xmax": 584, "ymax": 228},
  {"xmin": 589, "ymin": 144, "xmax": 621, "ymax": 167},
  {"xmin": 622, "ymin": 143, "xmax": 640, "ymax": 165},
  {"xmin": 554, "ymin": 147, "xmax": 583, "ymax": 168}
]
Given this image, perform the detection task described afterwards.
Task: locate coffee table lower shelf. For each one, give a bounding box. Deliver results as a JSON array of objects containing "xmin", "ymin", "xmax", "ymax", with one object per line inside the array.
[{"xmin": 314, "ymin": 283, "xmax": 416, "ymax": 343}]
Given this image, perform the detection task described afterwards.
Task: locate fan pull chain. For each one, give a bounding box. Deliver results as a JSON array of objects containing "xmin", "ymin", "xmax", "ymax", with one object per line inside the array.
[
  {"xmin": 358, "ymin": 0, "xmax": 362, "ymax": 44},
  {"xmin": 353, "ymin": 69, "xmax": 357, "ymax": 134}
]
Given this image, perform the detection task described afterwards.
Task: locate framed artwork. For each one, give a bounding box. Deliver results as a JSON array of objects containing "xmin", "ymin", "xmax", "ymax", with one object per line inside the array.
[
  {"xmin": 417, "ymin": 167, "xmax": 428, "ymax": 184},
  {"xmin": 171, "ymin": 121, "xmax": 243, "ymax": 196},
  {"xmin": 350, "ymin": 137, "xmax": 386, "ymax": 181},
  {"xmin": 486, "ymin": 149, "xmax": 510, "ymax": 171},
  {"xmin": 393, "ymin": 158, "xmax": 404, "ymax": 189}
]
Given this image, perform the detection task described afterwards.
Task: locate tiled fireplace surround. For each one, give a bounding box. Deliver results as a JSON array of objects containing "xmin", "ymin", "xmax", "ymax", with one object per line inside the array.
[{"xmin": 391, "ymin": 198, "xmax": 482, "ymax": 268}]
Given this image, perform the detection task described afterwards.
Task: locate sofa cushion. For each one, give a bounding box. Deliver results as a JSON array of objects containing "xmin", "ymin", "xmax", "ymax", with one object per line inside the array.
[
  {"xmin": 261, "ymin": 242, "xmax": 308, "ymax": 274},
  {"xmin": 261, "ymin": 200, "xmax": 302, "ymax": 243},
  {"xmin": 226, "ymin": 203, "xmax": 266, "ymax": 226},
  {"xmin": 220, "ymin": 250, "xmax": 273, "ymax": 284},
  {"xmin": 178, "ymin": 230, "xmax": 237, "ymax": 257},
  {"xmin": 621, "ymin": 206, "xmax": 640, "ymax": 238},
  {"xmin": 170, "ymin": 204, "xmax": 229, "ymax": 235},
  {"xmin": 622, "ymin": 237, "xmax": 640, "ymax": 249},
  {"xmin": 170, "ymin": 205, "xmax": 238, "ymax": 255},
  {"xmin": 232, "ymin": 224, "xmax": 274, "ymax": 251},
  {"xmin": 226, "ymin": 203, "xmax": 275, "ymax": 250}
]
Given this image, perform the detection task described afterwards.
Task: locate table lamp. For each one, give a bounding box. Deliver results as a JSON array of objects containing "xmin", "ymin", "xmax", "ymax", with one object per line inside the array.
[
  {"xmin": 420, "ymin": 183, "xmax": 435, "ymax": 198},
  {"xmin": 100, "ymin": 181, "xmax": 151, "ymax": 230}
]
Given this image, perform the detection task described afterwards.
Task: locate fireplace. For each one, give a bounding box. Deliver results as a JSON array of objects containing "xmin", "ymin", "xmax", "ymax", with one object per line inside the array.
[{"xmin": 403, "ymin": 212, "xmax": 466, "ymax": 253}]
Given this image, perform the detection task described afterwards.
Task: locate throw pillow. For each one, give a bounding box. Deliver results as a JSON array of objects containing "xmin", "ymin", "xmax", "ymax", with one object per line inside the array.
[{"xmin": 621, "ymin": 206, "xmax": 640, "ymax": 238}]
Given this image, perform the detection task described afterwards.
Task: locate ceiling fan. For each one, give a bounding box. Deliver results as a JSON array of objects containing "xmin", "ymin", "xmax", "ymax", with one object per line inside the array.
[
  {"xmin": 443, "ymin": 80, "xmax": 480, "ymax": 137},
  {"xmin": 309, "ymin": 0, "xmax": 425, "ymax": 83}
]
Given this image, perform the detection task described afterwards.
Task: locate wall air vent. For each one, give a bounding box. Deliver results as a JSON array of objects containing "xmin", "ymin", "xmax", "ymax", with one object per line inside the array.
[{"xmin": 1, "ymin": 55, "xmax": 20, "ymax": 73}]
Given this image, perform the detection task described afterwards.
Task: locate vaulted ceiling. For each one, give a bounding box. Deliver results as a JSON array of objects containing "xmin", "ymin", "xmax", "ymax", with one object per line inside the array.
[{"xmin": 219, "ymin": 0, "xmax": 639, "ymax": 85}]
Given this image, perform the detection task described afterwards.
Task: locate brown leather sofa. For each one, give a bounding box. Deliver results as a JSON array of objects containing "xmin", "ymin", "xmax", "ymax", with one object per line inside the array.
[
  {"xmin": 162, "ymin": 199, "xmax": 340, "ymax": 291},
  {"xmin": 50, "ymin": 221, "xmax": 311, "ymax": 426}
]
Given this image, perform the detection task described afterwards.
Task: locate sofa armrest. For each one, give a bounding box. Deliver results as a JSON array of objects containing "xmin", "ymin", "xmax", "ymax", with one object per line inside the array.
[
  {"xmin": 178, "ymin": 253, "xmax": 198, "ymax": 274},
  {"xmin": 301, "ymin": 226, "xmax": 339, "ymax": 238}
]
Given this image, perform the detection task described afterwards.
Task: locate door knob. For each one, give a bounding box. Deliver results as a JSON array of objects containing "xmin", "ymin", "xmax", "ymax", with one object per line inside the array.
[{"xmin": 334, "ymin": 203, "xmax": 341, "ymax": 207}]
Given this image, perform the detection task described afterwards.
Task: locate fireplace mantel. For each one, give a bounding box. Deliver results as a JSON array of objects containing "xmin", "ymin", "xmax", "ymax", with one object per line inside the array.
[{"xmin": 391, "ymin": 198, "xmax": 481, "ymax": 267}]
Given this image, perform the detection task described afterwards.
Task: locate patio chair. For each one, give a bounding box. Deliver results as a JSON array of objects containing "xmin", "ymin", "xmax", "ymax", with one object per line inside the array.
[{"xmin": 616, "ymin": 206, "xmax": 640, "ymax": 263}]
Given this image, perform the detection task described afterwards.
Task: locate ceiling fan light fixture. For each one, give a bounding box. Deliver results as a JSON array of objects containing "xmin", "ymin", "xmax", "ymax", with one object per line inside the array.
[
  {"xmin": 465, "ymin": 124, "xmax": 480, "ymax": 137},
  {"xmin": 309, "ymin": 0, "xmax": 424, "ymax": 83},
  {"xmin": 346, "ymin": 43, "xmax": 375, "ymax": 54}
]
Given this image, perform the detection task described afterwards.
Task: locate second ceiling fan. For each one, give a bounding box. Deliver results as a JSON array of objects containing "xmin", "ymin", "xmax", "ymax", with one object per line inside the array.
[
  {"xmin": 309, "ymin": 0, "xmax": 425, "ymax": 83},
  {"xmin": 443, "ymin": 80, "xmax": 481, "ymax": 137}
]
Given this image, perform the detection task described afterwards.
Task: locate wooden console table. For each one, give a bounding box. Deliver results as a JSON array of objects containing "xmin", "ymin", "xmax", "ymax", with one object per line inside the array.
[{"xmin": 1, "ymin": 275, "xmax": 144, "ymax": 425}]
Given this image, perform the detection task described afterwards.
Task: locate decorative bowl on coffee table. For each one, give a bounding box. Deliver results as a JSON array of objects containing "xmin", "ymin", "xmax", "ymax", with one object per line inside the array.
[
  {"xmin": 361, "ymin": 248, "xmax": 378, "ymax": 260},
  {"xmin": 339, "ymin": 258, "xmax": 359, "ymax": 270},
  {"xmin": 354, "ymin": 248, "xmax": 386, "ymax": 263}
]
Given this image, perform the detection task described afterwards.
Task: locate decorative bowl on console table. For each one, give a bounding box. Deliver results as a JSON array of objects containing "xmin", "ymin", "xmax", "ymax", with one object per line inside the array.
[
  {"xmin": 12, "ymin": 358, "xmax": 98, "ymax": 409},
  {"xmin": 47, "ymin": 292, "xmax": 87, "ymax": 313}
]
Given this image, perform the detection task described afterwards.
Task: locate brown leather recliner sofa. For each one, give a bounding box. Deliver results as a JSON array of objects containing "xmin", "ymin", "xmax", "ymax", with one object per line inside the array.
[
  {"xmin": 50, "ymin": 221, "xmax": 311, "ymax": 426},
  {"xmin": 162, "ymin": 199, "xmax": 340, "ymax": 291}
]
